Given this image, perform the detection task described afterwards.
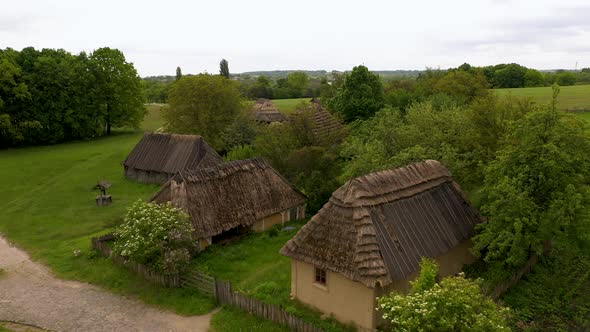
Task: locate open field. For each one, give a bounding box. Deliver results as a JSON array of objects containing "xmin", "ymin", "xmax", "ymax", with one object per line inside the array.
[
  {"xmin": 0, "ymin": 104, "xmax": 215, "ymax": 315},
  {"xmin": 495, "ymin": 84, "xmax": 590, "ymax": 111},
  {"xmin": 271, "ymin": 98, "xmax": 310, "ymax": 114}
]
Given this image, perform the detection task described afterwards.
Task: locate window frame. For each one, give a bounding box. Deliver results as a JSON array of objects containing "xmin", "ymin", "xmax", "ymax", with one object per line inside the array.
[{"xmin": 314, "ymin": 266, "xmax": 327, "ymax": 286}]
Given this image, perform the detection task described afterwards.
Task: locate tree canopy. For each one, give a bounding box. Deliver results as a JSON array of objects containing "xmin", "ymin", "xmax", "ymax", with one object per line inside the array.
[
  {"xmin": 328, "ymin": 65, "xmax": 385, "ymax": 122},
  {"xmin": 165, "ymin": 74, "xmax": 243, "ymax": 150},
  {"xmin": 219, "ymin": 59, "xmax": 230, "ymax": 78},
  {"xmin": 0, "ymin": 47, "xmax": 144, "ymax": 146}
]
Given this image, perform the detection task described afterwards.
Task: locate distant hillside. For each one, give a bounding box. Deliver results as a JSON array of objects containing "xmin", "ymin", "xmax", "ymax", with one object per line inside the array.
[{"xmin": 143, "ymin": 70, "xmax": 424, "ymax": 80}]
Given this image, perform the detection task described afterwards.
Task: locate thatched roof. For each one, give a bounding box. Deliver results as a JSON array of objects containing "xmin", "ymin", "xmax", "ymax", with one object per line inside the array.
[
  {"xmin": 293, "ymin": 99, "xmax": 345, "ymax": 144},
  {"xmin": 252, "ymin": 99, "xmax": 286, "ymax": 123},
  {"xmin": 123, "ymin": 133, "xmax": 223, "ymax": 174},
  {"xmin": 151, "ymin": 158, "xmax": 307, "ymax": 239},
  {"xmin": 281, "ymin": 160, "xmax": 481, "ymax": 288}
]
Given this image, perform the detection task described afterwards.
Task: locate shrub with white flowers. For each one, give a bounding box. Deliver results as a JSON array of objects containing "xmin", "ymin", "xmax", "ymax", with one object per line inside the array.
[
  {"xmin": 112, "ymin": 199, "xmax": 195, "ymax": 274},
  {"xmin": 377, "ymin": 258, "xmax": 511, "ymax": 332}
]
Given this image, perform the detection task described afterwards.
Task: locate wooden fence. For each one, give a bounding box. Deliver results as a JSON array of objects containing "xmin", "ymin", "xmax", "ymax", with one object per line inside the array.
[
  {"xmin": 91, "ymin": 233, "xmax": 180, "ymax": 287},
  {"xmin": 216, "ymin": 281, "xmax": 325, "ymax": 332},
  {"xmin": 181, "ymin": 272, "xmax": 216, "ymax": 297},
  {"xmin": 489, "ymin": 253, "xmax": 539, "ymax": 299}
]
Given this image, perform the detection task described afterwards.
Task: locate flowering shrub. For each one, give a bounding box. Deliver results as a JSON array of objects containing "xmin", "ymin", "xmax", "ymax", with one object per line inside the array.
[
  {"xmin": 112, "ymin": 199, "xmax": 195, "ymax": 274},
  {"xmin": 377, "ymin": 258, "xmax": 511, "ymax": 332}
]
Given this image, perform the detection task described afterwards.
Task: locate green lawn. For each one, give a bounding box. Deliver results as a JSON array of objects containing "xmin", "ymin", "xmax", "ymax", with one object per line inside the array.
[
  {"xmin": 210, "ymin": 306, "xmax": 291, "ymax": 332},
  {"xmin": 271, "ymin": 98, "xmax": 310, "ymax": 114},
  {"xmin": 192, "ymin": 222, "xmax": 354, "ymax": 332},
  {"xmin": 0, "ymin": 105, "xmax": 216, "ymax": 315},
  {"xmin": 495, "ymin": 85, "xmax": 590, "ymax": 111}
]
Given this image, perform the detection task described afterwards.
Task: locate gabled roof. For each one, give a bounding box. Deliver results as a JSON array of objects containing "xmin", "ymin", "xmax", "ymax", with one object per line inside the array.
[
  {"xmin": 280, "ymin": 160, "xmax": 481, "ymax": 288},
  {"xmin": 252, "ymin": 99, "xmax": 286, "ymax": 123},
  {"xmin": 123, "ymin": 133, "xmax": 223, "ymax": 174},
  {"xmin": 293, "ymin": 100, "xmax": 345, "ymax": 144},
  {"xmin": 151, "ymin": 158, "xmax": 307, "ymax": 238}
]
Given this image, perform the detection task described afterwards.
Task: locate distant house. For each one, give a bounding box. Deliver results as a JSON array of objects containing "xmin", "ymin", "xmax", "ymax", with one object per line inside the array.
[
  {"xmin": 252, "ymin": 99, "xmax": 287, "ymax": 123},
  {"xmin": 280, "ymin": 160, "xmax": 481, "ymax": 331},
  {"xmin": 123, "ymin": 133, "xmax": 223, "ymax": 184},
  {"xmin": 151, "ymin": 157, "xmax": 307, "ymax": 251},
  {"xmin": 295, "ymin": 98, "xmax": 345, "ymax": 145}
]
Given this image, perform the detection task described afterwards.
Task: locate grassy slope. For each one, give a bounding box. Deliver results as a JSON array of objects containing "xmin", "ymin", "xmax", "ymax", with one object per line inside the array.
[
  {"xmin": 193, "ymin": 223, "xmax": 354, "ymax": 332},
  {"xmin": 0, "ymin": 105, "xmax": 215, "ymax": 315},
  {"xmin": 271, "ymin": 98, "xmax": 310, "ymax": 114},
  {"xmin": 495, "ymin": 84, "xmax": 590, "ymax": 111}
]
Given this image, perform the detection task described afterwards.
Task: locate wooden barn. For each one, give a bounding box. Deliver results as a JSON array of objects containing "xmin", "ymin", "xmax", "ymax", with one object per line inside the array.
[
  {"xmin": 252, "ymin": 98, "xmax": 286, "ymax": 123},
  {"xmin": 151, "ymin": 157, "xmax": 307, "ymax": 250},
  {"xmin": 280, "ymin": 160, "xmax": 482, "ymax": 331},
  {"xmin": 123, "ymin": 133, "xmax": 223, "ymax": 184}
]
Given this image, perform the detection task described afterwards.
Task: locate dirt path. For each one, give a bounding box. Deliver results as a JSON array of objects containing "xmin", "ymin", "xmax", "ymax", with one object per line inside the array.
[{"xmin": 0, "ymin": 236, "xmax": 215, "ymax": 332}]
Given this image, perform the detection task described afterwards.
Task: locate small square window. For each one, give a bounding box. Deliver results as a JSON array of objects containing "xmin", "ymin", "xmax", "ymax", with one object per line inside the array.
[{"xmin": 314, "ymin": 267, "xmax": 327, "ymax": 285}]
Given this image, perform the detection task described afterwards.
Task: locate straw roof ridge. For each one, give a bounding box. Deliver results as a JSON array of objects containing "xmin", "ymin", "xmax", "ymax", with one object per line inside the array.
[
  {"xmin": 123, "ymin": 132, "xmax": 223, "ymax": 174},
  {"xmin": 280, "ymin": 160, "xmax": 481, "ymax": 289}
]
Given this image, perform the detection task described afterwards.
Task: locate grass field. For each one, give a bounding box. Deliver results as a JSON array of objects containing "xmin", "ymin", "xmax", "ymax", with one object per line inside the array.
[
  {"xmin": 192, "ymin": 222, "xmax": 353, "ymax": 332},
  {"xmin": 495, "ymin": 84, "xmax": 590, "ymax": 111},
  {"xmin": 271, "ymin": 98, "xmax": 310, "ymax": 114},
  {"xmin": 0, "ymin": 104, "xmax": 216, "ymax": 315}
]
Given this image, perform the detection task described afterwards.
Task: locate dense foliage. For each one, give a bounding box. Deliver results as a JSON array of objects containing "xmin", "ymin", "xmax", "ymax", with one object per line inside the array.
[
  {"xmin": 164, "ymin": 74, "xmax": 244, "ymax": 150},
  {"xmin": 472, "ymin": 86, "xmax": 590, "ymax": 276},
  {"xmin": 113, "ymin": 200, "xmax": 195, "ymax": 274},
  {"xmin": 327, "ymin": 65, "xmax": 385, "ymax": 122},
  {"xmin": 0, "ymin": 47, "xmax": 145, "ymax": 147},
  {"xmin": 378, "ymin": 259, "xmax": 511, "ymax": 332}
]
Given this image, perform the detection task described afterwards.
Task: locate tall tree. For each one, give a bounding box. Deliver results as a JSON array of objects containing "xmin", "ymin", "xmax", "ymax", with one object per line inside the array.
[
  {"xmin": 89, "ymin": 47, "xmax": 145, "ymax": 135},
  {"xmin": 165, "ymin": 74, "xmax": 242, "ymax": 150},
  {"xmin": 328, "ymin": 65, "xmax": 385, "ymax": 122},
  {"xmin": 219, "ymin": 59, "xmax": 230, "ymax": 78},
  {"xmin": 286, "ymin": 71, "xmax": 309, "ymax": 98},
  {"xmin": 175, "ymin": 66, "xmax": 182, "ymax": 81},
  {"xmin": 473, "ymin": 86, "xmax": 590, "ymax": 275}
]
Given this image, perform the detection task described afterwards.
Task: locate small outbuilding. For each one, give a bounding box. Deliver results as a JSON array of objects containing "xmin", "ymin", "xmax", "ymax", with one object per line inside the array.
[
  {"xmin": 280, "ymin": 160, "xmax": 481, "ymax": 331},
  {"xmin": 123, "ymin": 133, "xmax": 223, "ymax": 184},
  {"xmin": 252, "ymin": 99, "xmax": 287, "ymax": 123},
  {"xmin": 151, "ymin": 157, "xmax": 307, "ymax": 250}
]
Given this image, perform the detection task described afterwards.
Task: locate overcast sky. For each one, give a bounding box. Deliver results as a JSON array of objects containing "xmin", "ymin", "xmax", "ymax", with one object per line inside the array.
[{"xmin": 1, "ymin": 0, "xmax": 589, "ymax": 76}]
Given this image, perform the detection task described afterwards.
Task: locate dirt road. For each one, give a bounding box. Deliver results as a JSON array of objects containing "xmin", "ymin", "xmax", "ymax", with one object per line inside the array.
[{"xmin": 0, "ymin": 236, "xmax": 214, "ymax": 332}]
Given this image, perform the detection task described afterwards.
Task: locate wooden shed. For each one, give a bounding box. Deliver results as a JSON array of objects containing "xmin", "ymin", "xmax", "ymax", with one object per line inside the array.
[
  {"xmin": 151, "ymin": 157, "xmax": 307, "ymax": 250},
  {"xmin": 280, "ymin": 160, "xmax": 482, "ymax": 331},
  {"xmin": 123, "ymin": 133, "xmax": 223, "ymax": 184}
]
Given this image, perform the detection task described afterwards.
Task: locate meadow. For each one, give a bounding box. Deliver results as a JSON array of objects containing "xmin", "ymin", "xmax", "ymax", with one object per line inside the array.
[
  {"xmin": 495, "ymin": 84, "xmax": 590, "ymax": 111},
  {"xmin": 0, "ymin": 104, "xmax": 216, "ymax": 315},
  {"xmin": 271, "ymin": 98, "xmax": 310, "ymax": 114}
]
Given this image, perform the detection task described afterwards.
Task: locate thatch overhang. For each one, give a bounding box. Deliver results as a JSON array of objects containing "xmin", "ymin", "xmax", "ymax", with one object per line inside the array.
[
  {"xmin": 280, "ymin": 160, "xmax": 481, "ymax": 288},
  {"xmin": 151, "ymin": 158, "xmax": 307, "ymax": 239},
  {"xmin": 123, "ymin": 132, "xmax": 223, "ymax": 174}
]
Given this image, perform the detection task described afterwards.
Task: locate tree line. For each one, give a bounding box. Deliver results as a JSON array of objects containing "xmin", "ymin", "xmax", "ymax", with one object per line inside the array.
[{"xmin": 0, "ymin": 47, "xmax": 145, "ymax": 147}]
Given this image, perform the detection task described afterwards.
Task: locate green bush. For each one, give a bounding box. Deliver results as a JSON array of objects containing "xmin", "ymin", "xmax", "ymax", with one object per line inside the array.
[
  {"xmin": 378, "ymin": 259, "xmax": 511, "ymax": 332},
  {"xmin": 112, "ymin": 200, "xmax": 195, "ymax": 274}
]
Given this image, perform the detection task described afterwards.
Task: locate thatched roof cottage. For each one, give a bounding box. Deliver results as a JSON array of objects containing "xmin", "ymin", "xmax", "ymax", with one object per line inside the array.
[
  {"xmin": 295, "ymin": 98, "xmax": 345, "ymax": 145},
  {"xmin": 280, "ymin": 160, "xmax": 481, "ymax": 331},
  {"xmin": 123, "ymin": 133, "xmax": 223, "ymax": 184},
  {"xmin": 252, "ymin": 99, "xmax": 286, "ymax": 123},
  {"xmin": 151, "ymin": 158, "xmax": 306, "ymax": 250}
]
